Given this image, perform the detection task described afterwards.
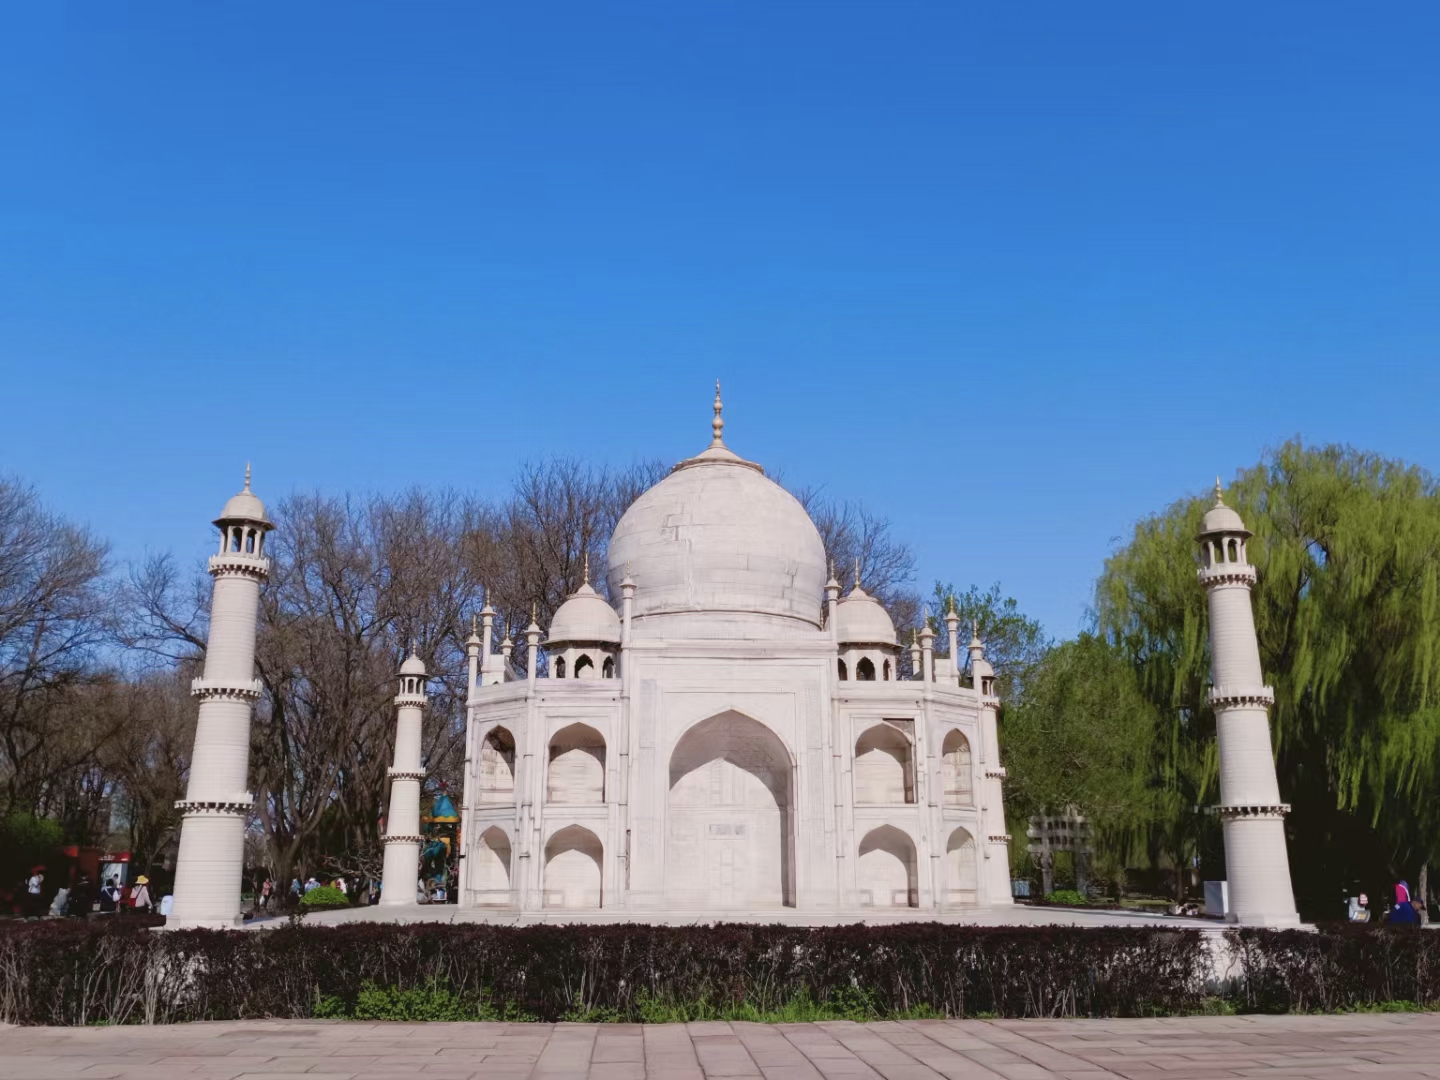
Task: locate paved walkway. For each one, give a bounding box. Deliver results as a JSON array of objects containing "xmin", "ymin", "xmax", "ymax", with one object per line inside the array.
[{"xmin": 2, "ymin": 1013, "xmax": 1438, "ymax": 1080}]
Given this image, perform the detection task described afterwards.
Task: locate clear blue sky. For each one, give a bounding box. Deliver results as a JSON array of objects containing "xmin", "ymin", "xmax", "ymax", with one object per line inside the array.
[{"xmin": 3, "ymin": 3, "xmax": 1437, "ymax": 638}]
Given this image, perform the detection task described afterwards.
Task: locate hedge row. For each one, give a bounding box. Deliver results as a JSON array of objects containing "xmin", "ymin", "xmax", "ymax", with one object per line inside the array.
[{"xmin": 0, "ymin": 921, "xmax": 1433, "ymax": 1025}]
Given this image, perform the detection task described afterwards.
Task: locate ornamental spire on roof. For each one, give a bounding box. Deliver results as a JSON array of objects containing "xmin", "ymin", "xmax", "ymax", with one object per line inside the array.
[
  {"xmin": 244, "ymin": 462, "xmax": 252, "ymax": 492},
  {"xmin": 711, "ymin": 379, "xmax": 725, "ymax": 447},
  {"xmin": 1214, "ymin": 476, "xmax": 1224, "ymax": 505}
]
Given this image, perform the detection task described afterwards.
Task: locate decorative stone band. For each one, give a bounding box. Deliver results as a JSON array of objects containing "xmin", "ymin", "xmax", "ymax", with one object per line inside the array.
[
  {"xmin": 387, "ymin": 769, "xmax": 426, "ymax": 781},
  {"xmin": 1208, "ymin": 684, "xmax": 1275, "ymax": 708},
  {"xmin": 980, "ymin": 695, "xmax": 1002, "ymax": 711},
  {"xmin": 985, "ymin": 767, "xmax": 1008, "ymax": 780},
  {"xmin": 191, "ymin": 677, "xmax": 264, "ymax": 702},
  {"xmin": 383, "ymin": 834, "xmax": 424, "ymax": 845},
  {"xmin": 988, "ymin": 834, "xmax": 1012, "ymax": 844},
  {"xmin": 175, "ymin": 799, "xmax": 253, "ymax": 816},
  {"xmin": 1213, "ymin": 803, "xmax": 1291, "ymax": 820},
  {"xmin": 207, "ymin": 553, "xmax": 272, "ymax": 579},
  {"xmin": 393, "ymin": 692, "xmax": 429, "ymax": 708},
  {"xmin": 1197, "ymin": 565, "xmax": 1258, "ymax": 588}
]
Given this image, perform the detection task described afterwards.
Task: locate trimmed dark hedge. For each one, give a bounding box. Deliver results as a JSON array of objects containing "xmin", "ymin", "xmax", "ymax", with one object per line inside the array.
[
  {"xmin": 1228, "ymin": 926, "xmax": 1440, "ymax": 1013},
  {"xmin": 0, "ymin": 921, "xmax": 1206, "ymax": 1025},
  {"xmin": 0, "ymin": 921, "xmax": 1432, "ymax": 1026}
]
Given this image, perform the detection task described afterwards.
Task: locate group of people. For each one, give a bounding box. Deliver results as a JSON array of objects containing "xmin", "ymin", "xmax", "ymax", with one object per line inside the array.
[
  {"xmin": 1347, "ymin": 880, "xmax": 1428, "ymax": 924},
  {"xmin": 249, "ymin": 874, "xmax": 365, "ymax": 915},
  {"xmin": 18, "ymin": 869, "xmax": 154, "ymax": 919}
]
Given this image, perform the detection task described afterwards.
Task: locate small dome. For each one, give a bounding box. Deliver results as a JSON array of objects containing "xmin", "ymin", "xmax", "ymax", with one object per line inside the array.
[
  {"xmin": 214, "ymin": 465, "xmax": 271, "ymax": 526},
  {"xmin": 834, "ymin": 587, "xmax": 897, "ymax": 646},
  {"xmin": 400, "ymin": 651, "xmax": 426, "ymax": 676},
  {"xmin": 547, "ymin": 582, "xmax": 621, "ymax": 645},
  {"xmin": 1199, "ymin": 482, "xmax": 1250, "ymax": 537}
]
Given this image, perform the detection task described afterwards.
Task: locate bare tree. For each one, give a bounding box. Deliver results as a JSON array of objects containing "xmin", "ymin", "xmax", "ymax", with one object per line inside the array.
[
  {"xmin": 794, "ymin": 488, "xmax": 921, "ymax": 632},
  {"xmin": 0, "ymin": 477, "xmax": 116, "ymax": 817}
]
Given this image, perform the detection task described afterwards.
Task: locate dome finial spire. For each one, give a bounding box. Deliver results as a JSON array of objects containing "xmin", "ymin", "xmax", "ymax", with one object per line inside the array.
[
  {"xmin": 244, "ymin": 462, "xmax": 252, "ymax": 492},
  {"xmin": 1214, "ymin": 476, "xmax": 1225, "ymax": 505},
  {"xmin": 583, "ymin": 551, "xmax": 590, "ymax": 586},
  {"xmin": 710, "ymin": 379, "xmax": 725, "ymax": 446},
  {"xmin": 853, "ymin": 557, "xmax": 861, "ymax": 590}
]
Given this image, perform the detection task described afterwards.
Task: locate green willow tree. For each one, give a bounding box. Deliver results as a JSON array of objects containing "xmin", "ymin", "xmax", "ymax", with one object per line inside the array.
[
  {"xmin": 1096, "ymin": 440, "xmax": 1440, "ymax": 915},
  {"xmin": 1000, "ymin": 633, "xmax": 1165, "ymax": 895}
]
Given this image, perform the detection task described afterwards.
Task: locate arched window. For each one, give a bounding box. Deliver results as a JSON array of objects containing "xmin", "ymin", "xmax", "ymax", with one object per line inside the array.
[
  {"xmin": 470, "ymin": 827, "xmax": 512, "ymax": 907},
  {"xmin": 854, "ymin": 723, "xmax": 915, "ymax": 804},
  {"xmin": 944, "ymin": 827, "xmax": 978, "ymax": 906},
  {"xmin": 548, "ymin": 723, "xmax": 605, "ymax": 804},
  {"xmin": 838, "ymin": 659, "xmax": 848, "ymax": 681},
  {"xmin": 1227, "ymin": 538, "xmax": 1239, "ymax": 562},
  {"xmin": 477, "ymin": 727, "xmax": 516, "ymax": 804},
  {"xmin": 856, "ymin": 657, "xmax": 876, "ymax": 681},
  {"xmin": 941, "ymin": 729, "xmax": 973, "ymax": 807},
  {"xmin": 574, "ymin": 654, "xmax": 595, "ymax": 679},
  {"xmin": 554, "ymin": 656, "xmax": 566, "ymax": 679},
  {"xmin": 543, "ymin": 825, "xmax": 602, "ymax": 909},
  {"xmin": 230, "ymin": 528, "xmax": 242, "ymax": 553},
  {"xmin": 857, "ymin": 825, "xmax": 918, "ymax": 908},
  {"xmin": 602, "ymin": 656, "xmax": 615, "ymax": 678}
]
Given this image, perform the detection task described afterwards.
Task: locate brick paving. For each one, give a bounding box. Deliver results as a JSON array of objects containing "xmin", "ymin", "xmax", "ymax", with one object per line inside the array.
[{"xmin": 2, "ymin": 1013, "xmax": 1438, "ymax": 1080}]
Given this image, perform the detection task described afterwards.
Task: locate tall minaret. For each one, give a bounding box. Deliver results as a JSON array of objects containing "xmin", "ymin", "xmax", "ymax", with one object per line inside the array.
[
  {"xmin": 1198, "ymin": 481, "xmax": 1300, "ymax": 926},
  {"xmin": 168, "ymin": 467, "xmax": 272, "ymax": 929},
  {"xmin": 970, "ymin": 628, "xmax": 1013, "ymax": 907},
  {"xmin": 380, "ymin": 645, "xmax": 428, "ymax": 905}
]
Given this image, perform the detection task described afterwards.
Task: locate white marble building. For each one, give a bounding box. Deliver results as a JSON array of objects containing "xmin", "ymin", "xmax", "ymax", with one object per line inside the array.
[{"xmin": 455, "ymin": 392, "xmax": 1013, "ymax": 917}]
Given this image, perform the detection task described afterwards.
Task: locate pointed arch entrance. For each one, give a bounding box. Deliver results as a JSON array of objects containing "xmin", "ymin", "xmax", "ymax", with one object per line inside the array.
[{"xmin": 666, "ymin": 711, "xmax": 795, "ymax": 909}]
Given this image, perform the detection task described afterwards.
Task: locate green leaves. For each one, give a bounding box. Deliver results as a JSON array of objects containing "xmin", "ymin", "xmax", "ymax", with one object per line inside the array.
[{"xmin": 1095, "ymin": 440, "xmax": 1440, "ymax": 904}]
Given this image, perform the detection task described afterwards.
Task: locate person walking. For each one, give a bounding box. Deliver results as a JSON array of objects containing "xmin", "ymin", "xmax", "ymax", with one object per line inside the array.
[
  {"xmin": 25, "ymin": 869, "xmax": 44, "ymax": 918},
  {"xmin": 258, "ymin": 878, "xmax": 272, "ymax": 911},
  {"xmin": 69, "ymin": 875, "xmax": 92, "ymax": 918},
  {"xmin": 130, "ymin": 875, "xmax": 152, "ymax": 915},
  {"xmin": 98, "ymin": 876, "xmax": 121, "ymax": 914}
]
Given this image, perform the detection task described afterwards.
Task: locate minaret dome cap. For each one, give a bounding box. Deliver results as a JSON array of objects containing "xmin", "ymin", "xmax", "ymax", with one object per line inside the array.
[
  {"xmin": 1198, "ymin": 478, "xmax": 1251, "ymax": 538},
  {"xmin": 215, "ymin": 464, "xmax": 272, "ymax": 527}
]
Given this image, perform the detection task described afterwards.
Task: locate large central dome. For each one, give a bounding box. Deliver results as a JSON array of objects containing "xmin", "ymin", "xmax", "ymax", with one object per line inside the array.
[{"xmin": 605, "ymin": 389, "xmax": 827, "ymax": 629}]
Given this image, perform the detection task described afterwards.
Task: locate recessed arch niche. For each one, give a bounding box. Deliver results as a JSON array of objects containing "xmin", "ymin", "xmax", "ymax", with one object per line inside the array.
[
  {"xmin": 548, "ymin": 723, "xmax": 605, "ymax": 804},
  {"xmin": 854, "ymin": 723, "xmax": 915, "ymax": 804},
  {"xmin": 944, "ymin": 826, "xmax": 978, "ymax": 906},
  {"xmin": 543, "ymin": 824, "xmax": 603, "ymax": 909},
  {"xmin": 857, "ymin": 824, "xmax": 918, "ymax": 908},
  {"xmin": 477, "ymin": 726, "xmax": 516, "ymax": 804},
  {"xmin": 666, "ymin": 711, "xmax": 794, "ymax": 909},
  {"xmin": 469, "ymin": 826, "xmax": 512, "ymax": 907}
]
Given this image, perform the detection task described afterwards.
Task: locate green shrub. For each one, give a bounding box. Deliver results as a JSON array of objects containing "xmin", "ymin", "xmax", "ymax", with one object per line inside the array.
[
  {"xmin": 298, "ymin": 885, "xmax": 349, "ymax": 911},
  {"xmin": 1046, "ymin": 889, "xmax": 1088, "ymax": 906}
]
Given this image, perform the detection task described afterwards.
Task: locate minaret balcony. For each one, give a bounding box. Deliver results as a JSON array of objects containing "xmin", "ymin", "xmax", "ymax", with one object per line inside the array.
[
  {"xmin": 1212, "ymin": 803, "xmax": 1290, "ymax": 820},
  {"xmin": 1197, "ymin": 564, "xmax": 1257, "ymax": 588},
  {"xmin": 207, "ymin": 552, "xmax": 272, "ymax": 578},
  {"xmin": 393, "ymin": 690, "xmax": 428, "ymax": 708},
  {"xmin": 191, "ymin": 677, "xmax": 264, "ymax": 702},
  {"xmin": 1208, "ymin": 685, "xmax": 1275, "ymax": 709}
]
